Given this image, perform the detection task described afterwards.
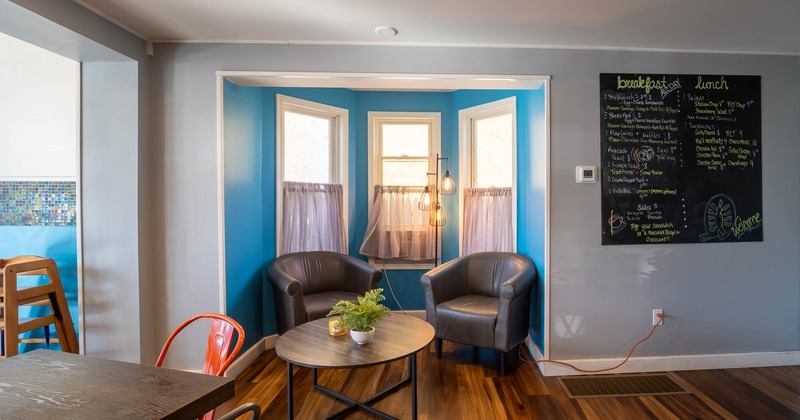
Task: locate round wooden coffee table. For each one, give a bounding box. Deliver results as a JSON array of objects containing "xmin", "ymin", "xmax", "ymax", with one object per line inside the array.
[{"xmin": 276, "ymin": 314, "xmax": 434, "ymax": 420}]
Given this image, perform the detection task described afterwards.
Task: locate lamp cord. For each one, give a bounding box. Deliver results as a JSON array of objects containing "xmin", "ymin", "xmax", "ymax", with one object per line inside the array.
[
  {"xmin": 381, "ymin": 267, "xmax": 406, "ymax": 315},
  {"xmin": 519, "ymin": 313, "xmax": 664, "ymax": 373}
]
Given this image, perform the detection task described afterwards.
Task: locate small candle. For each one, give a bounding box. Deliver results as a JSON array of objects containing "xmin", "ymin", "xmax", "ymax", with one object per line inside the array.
[{"xmin": 328, "ymin": 317, "xmax": 347, "ymax": 336}]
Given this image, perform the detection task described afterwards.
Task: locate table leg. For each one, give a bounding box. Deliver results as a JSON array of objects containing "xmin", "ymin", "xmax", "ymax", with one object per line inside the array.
[
  {"xmin": 286, "ymin": 361, "xmax": 294, "ymax": 420},
  {"xmin": 292, "ymin": 351, "xmax": 420, "ymax": 420},
  {"xmin": 410, "ymin": 354, "xmax": 418, "ymax": 420}
]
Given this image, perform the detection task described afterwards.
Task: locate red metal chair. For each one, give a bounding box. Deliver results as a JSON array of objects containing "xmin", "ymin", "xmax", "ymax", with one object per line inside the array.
[{"xmin": 156, "ymin": 313, "xmax": 245, "ymax": 420}]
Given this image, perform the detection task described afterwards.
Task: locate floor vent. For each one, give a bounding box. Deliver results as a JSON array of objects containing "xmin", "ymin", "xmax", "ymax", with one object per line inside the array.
[{"xmin": 558, "ymin": 373, "xmax": 691, "ymax": 398}]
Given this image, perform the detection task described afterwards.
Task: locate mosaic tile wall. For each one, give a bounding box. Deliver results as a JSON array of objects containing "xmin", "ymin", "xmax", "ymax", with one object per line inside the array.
[{"xmin": 0, "ymin": 181, "xmax": 76, "ymax": 226}]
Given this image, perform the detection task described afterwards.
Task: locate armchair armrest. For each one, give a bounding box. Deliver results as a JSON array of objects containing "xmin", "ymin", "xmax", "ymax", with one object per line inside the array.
[
  {"xmin": 496, "ymin": 261, "xmax": 537, "ymax": 351},
  {"xmin": 266, "ymin": 264, "xmax": 306, "ymax": 335},
  {"xmin": 341, "ymin": 255, "xmax": 382, "ymax": 294},
  {"xmin": 420, "ymin": 258, "xmax": 467, "ymax": 306},
  {"xmin": 420, "ymin": 258, "xmax": 468, "ymax": 328},
  {"xmin": 267, "ymin": 266, "xmax": 303, "ymax": 297},
  {"xmin": 499, "ymin": 264, "xmax": 536, "ymax": 300}
]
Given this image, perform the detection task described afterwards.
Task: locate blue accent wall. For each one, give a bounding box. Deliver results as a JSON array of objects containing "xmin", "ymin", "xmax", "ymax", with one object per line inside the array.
[
  {"xmin": 0, "ymin": 226, "xmax": 79, "ymax": 350},
  {"xmin": 518, "ymin": 87, "xmax": 548, "ymax": 349},
  {"xmin": 222, "ymin": 79, "xmax": 264, "ymax": 350},
  {"xmin": 224, "ymin": 85, "xmax": 547, "ymax": 338}
]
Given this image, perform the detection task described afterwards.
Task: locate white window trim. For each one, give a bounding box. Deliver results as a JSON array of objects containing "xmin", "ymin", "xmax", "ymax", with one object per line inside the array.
[
  {"xmin": 367, "ymin": 111, "xmax": 441, "ymax": 269},
  {"xmin": 458, "ymin": 96, "xmax": 518, "ymax": 255},
  {"xmin": 275, "ymin": 94, "xmax": 348, "ymax": 255}
]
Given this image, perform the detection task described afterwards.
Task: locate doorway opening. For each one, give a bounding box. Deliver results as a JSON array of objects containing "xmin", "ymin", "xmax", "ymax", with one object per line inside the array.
[{"xmin": 216, "ymin": 71, "xmax": 551, "ymax": 361}]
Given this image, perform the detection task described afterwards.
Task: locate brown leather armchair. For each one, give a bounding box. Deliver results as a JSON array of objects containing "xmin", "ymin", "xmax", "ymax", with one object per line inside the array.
[
  {"xmin": 420, "ymin": 252, "xmax": 537, "ymax": 373},
  {"xmin": 266, "ymin": 251, "xmax": 382, "ymax": 335}
]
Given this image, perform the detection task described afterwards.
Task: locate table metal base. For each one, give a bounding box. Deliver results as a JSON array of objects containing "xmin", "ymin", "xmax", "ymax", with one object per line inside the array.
[{"xmin": 286, "ymin": 353, "xmax": 418, "ymax": 420}]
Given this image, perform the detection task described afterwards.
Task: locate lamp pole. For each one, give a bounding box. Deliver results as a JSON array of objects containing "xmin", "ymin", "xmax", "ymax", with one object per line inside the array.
[
  {"xmin": 433, "ymin": 153, "xmax": 450, "ymax": 266},
  {"xmin": 424, "ymin": 153, "xmax": 453, "ymax": 267},
  {"xmin": 434, "ymin": 154, "xmax": 440, "ymax": 267}
]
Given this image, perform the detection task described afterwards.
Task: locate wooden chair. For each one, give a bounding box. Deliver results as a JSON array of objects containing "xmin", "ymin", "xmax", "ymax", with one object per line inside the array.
[
  {"xmin": 1, "ymin": 256, "xmax": 79, "ymax": 358},
  {"xmin": 156, "ymin": 313, "xmax": 245, "ymax": 420}
]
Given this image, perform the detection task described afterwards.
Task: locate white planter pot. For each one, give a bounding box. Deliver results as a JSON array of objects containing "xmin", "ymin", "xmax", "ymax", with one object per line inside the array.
[{"xmin": 350, "ymin": 327, "xmax": 375, "ymax": 345}]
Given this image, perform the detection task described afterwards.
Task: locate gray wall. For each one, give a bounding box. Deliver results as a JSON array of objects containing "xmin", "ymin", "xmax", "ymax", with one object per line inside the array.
[
  {"xmin": 81, "ymin": 61, "xmax": 143, "ymax": 361},
  {"xmin": 4, "ymin": 0, "xmax": 152, "ymax": 363},
  {"xmin": 545, "ymin": 50, "xmax": 799, "ymax": 361},
  {"xmin": 7, "ymin": 0, "xmax": 799, "ymax": 370},
  {"xmin": 150, "ymin": 43, "xmax": 799, "ymax": 370}
]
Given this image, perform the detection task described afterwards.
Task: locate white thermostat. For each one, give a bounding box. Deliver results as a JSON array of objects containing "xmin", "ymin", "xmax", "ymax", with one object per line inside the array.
[{"xmin": 576, "ymin": 166, "xmax": 598, "ymax": 183}]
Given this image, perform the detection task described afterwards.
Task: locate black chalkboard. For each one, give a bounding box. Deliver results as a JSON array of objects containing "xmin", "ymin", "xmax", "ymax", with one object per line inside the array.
[{"xmin": 600, "ymin": 73, "xmax": 762, "ymax": 245}]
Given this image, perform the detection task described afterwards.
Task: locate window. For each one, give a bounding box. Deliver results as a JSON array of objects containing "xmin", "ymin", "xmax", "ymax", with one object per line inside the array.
[
  {"xmin": 458, "ymin": 97, "xmax": 517, "ymax": 254},
  {"xmin": 276, "ymin": 95, "xmax": 348, "ymax": 254},
  {"xmin": 371, "ymin": 115, "xmax": 436, "ymax": 188},
  {"xmin": 360, "ymin": 112, "xmax": 441, "ymax": 268},
  {"xmin": 283, "ymin": 110, "xmax": 332, "ymax": 183}
]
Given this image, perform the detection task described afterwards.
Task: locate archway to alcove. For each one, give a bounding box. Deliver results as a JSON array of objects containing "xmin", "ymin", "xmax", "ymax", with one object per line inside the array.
[{"xmin": 216, "ymin": 71, "xmax": 552, "ymax": 371}]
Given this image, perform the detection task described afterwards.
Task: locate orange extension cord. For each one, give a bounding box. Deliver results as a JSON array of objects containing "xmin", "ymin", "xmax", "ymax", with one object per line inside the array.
[{"xmin": 520, "ymin": 312, "xmax": 663, "ymax": 373}]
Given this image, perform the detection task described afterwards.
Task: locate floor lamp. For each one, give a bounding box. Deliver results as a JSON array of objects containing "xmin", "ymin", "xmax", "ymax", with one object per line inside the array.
[{"xmin": 419, "ymin": 153, "xmax": 456, "ymax": 266}]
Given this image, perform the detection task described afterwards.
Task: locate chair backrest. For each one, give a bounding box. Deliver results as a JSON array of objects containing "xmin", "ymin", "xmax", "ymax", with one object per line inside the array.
[
  {"xmin": 156, "ymin": 313, "xmax": 244, "ymax": 420},
  {"xmin": 156, "ymin": 313, "xmax": 245, "ymax": 377},
  {"xmin": 270, "ymin": 251, "xmax": 350, "ymax": 294},
  {"xmin": 464, "ymin": 252, "xmax": 534, "ymax": 297},
  {"xmin": 217, "ymin": 402, "xmax": 261, "ymax": 420},
  {"xmin": 1, "ymin": 255, "xmax": 80, "ymax": 357}
]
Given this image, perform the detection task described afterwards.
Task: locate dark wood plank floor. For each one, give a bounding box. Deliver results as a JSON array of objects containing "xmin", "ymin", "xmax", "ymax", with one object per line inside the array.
[{"xmin": 217, "ymin": 341, "xmax": 800, "ymax": 419}]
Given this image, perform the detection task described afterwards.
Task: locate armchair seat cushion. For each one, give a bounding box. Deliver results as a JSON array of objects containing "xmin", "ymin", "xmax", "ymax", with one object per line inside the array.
[
  {"xmin": 436, "ymin": 295, "xmax": 499, "ymax": 349},
  {"xmin": 304, "ymin": 291, "xmax": 362, "ymax": 321}
]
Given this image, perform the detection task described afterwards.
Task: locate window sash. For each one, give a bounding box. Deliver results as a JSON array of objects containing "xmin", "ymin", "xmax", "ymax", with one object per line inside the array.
[
  {"xmin": 282, "ymin": 108, "xmax": 337, "ymax": 184},
  {"xmin": 375, "ymin": 119, "xmax": 435, "ymax": 187},
  {"xmin": 470, "ymin": 113, "xmax": 513, "ymax": 188}
]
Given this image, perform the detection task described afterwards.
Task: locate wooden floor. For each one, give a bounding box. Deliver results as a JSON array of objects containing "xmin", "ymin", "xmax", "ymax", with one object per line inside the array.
[{"xmin": 218, "ymin": 341, "xmax": 800, "ymax": 419}]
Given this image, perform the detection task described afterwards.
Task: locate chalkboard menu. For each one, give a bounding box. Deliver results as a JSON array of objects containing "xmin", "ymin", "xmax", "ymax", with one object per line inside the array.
[{"xmin": 601, "ymin": 73, "xmax": 762, "ymax": 245}]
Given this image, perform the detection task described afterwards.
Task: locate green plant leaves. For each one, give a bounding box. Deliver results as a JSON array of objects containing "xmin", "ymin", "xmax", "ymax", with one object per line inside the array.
[{"xmin": 327, "ymin": 288, "xmax": 390, "ymax": 332}]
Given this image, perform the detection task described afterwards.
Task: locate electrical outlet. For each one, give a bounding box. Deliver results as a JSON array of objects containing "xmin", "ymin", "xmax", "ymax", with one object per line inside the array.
[{"xmin": 653, "ymin": 309, "xmax": 664, "ymax": 326}]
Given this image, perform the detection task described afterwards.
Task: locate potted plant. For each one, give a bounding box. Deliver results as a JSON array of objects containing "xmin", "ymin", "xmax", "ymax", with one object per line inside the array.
[{"xmin": 327, "ymin": 288, "xmax": 390, "ymax": 344}]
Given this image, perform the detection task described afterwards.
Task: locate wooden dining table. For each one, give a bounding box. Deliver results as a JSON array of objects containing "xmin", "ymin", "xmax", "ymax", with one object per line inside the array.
[{"xmin": 0, "ymin": 349, "xmax": 234, "ymax": 419}]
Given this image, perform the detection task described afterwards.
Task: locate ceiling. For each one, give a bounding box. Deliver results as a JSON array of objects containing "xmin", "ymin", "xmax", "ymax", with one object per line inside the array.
[{"xmin": 72, "ymin": 0, "xmax": 800, "ymax": 56}]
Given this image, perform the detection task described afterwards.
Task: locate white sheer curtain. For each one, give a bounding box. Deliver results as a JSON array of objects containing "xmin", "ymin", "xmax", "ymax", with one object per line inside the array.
[
  {"xmin": 281, "ymin": 181, "xmax": 346, "ymax": 254},
  {"xmin": 462, "ymin": 187, "xmax": 513, "ymax": 254},
  {"xmin": 360, "ymin": 185, "xmax": 435, "ymax": 261}
]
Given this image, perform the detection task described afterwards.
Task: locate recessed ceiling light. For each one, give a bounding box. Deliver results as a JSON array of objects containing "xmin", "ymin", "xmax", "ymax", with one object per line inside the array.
[{"xmin": 375, "ymin": 26, "xmax": 398, "ymax": 37}]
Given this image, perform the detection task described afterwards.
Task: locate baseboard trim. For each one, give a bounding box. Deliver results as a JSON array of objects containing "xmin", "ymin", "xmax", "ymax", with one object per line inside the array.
[
  {"xmin": 396, "ymin": 309, "xmax": 426, "ymax": 320},
  {"xmin": 263, "ymin": 333, "xmax": 279, "ymax": 349},
  {"xmin": 525, "ymin": 340, "xmax": 800, "ymax": 376}
]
